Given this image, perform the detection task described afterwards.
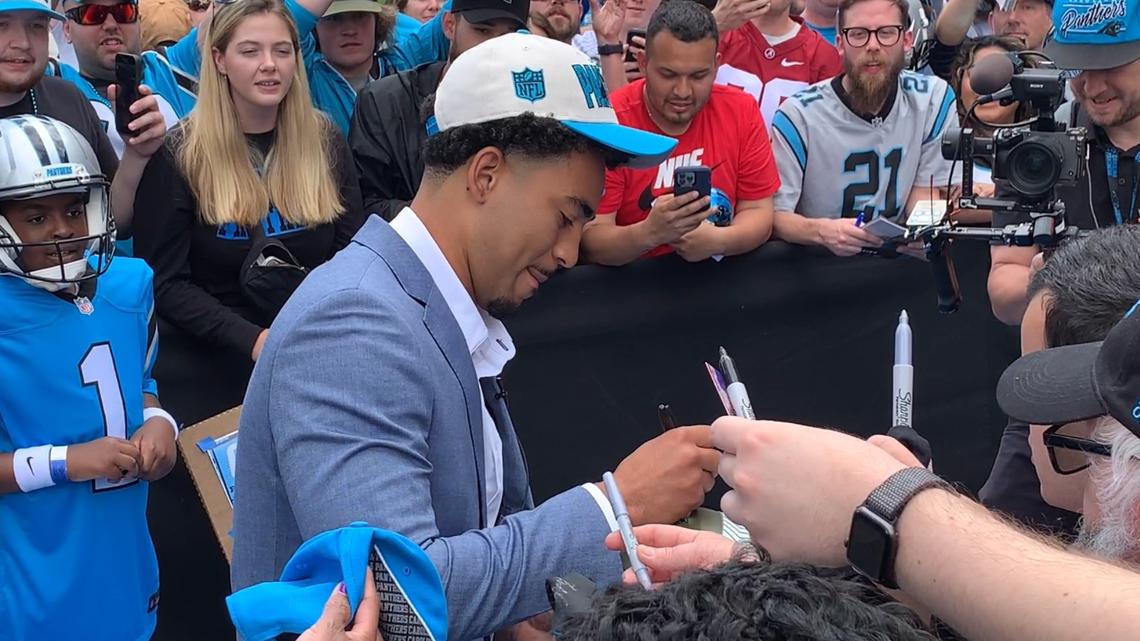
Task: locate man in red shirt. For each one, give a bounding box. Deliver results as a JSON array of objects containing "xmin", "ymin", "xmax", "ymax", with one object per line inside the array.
[
  {"xmin": 582, "ymin": 0, "xmax": 780, "ymax": 266},
  {"xmin": 716, "ymin": 0, "xmax": 842, "ymax": 127}
]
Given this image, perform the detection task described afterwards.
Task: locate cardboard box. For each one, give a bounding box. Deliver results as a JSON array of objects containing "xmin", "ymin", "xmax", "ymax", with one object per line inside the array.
[{"xmin": 177, "ymin": 406, "xmax": 242, "ymax": 563}]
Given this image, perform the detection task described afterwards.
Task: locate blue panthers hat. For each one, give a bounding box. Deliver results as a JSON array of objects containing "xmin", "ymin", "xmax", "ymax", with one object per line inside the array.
[
  {"xmin": 227, "ymin": 522, "xmax": 448, "ymax": 641},
  {"xmin": 1045, "ymin": 0, "xmax": 1140, "ymax": 70},
  {"xmin": 434, "ymin": 32, "xmax": 678, "ymax": 169},
  {"xmin": 0, "ymin": 0, "xmax": 65, "ymax": 19},
  {"xmin": 998, "ymin": 299, "xmax": 1140, "ymax": 438}
]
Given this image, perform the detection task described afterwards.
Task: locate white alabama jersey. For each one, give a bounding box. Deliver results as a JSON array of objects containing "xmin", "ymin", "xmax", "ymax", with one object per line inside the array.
[{"xmin": 770, "ymin": 70, "xmax": 959, "ymax": 221}]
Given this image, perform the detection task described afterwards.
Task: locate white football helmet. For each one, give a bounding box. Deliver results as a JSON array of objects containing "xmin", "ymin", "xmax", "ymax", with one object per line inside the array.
[{"xmin": 0, "ymin": 115, "xmax": 114, "ymax": 292}]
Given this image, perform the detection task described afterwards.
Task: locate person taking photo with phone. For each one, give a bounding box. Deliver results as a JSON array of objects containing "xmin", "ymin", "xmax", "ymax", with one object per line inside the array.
[{"xmin": 581, "ymin": 0, "xmax": 779, "ymax": 266}]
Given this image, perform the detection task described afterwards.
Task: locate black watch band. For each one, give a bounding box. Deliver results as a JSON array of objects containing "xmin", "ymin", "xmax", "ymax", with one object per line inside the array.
[
  {"xmin": 597, "ymin": 43, "xmax": 624, "ymax": 56},
  {"xmin": 846, "ymin": 467, "xmax": 949, "ymax": 589}
]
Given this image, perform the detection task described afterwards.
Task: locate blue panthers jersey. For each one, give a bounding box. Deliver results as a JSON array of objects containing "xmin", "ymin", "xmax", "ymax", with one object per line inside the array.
[{"xmin": 0, "ymin": 258, "xmax": 160, "ymax": 641}]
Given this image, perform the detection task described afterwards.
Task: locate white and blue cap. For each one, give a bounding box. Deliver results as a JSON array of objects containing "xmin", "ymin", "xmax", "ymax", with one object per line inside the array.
[
  {"xmin": 434, "ymin": 32, "xmax": 677, "ymax": 169},
  {"xmin": 227, "ymin": 522, "xmax": 448, "ymax": 641},
  {"xmin": 1045, "ymin": 0, "xmax": 1140, "ymax": 70},
  {"xmin": 0, "ymin": 0, "xmax": 65, "ymax": 19}
]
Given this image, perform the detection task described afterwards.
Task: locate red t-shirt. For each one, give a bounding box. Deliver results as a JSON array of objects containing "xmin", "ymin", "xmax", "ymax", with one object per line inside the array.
[
  {"xmin": 599, "ymin": 81, "xmax": 781, "ymax": 258},
  {"xmin": 716, "ymin": 18, "xmax": 842, "ymax": 129}
]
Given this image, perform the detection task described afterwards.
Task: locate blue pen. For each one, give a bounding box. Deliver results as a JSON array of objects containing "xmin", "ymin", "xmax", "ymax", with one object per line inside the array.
[
  {"xmin": 855, "ymin": 211, "xmax": 866, "ymax": 228},
  {"xmin": 603, "ymin": 472, "xmax": 653, "ymax": 589}
]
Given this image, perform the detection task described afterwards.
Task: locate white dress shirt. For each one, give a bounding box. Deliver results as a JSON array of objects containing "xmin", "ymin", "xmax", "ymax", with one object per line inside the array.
[{"xmin": 389, "ymin": 209, "xmax": 618, "ymax": 530}]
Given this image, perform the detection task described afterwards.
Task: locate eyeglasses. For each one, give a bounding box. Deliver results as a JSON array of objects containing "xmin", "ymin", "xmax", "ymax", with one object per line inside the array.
[
  {"xmin": 1043, "ymin": 422, "xmax": 1113, "ymax": 475},
  {"xmin": 186, "ymin": 0, "xmax": 211, "ymax": 11},
  {"xmin": 64, "ymin": 2, "xmax": 140, "ymax": 25},
  {"xmin": 841, "ymin": 25, "xmax": 904, "ymax": 48}
]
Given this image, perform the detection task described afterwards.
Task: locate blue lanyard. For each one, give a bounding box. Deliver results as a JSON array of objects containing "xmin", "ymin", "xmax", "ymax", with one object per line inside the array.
[{"xmin": 1105, "ymin": 147, "xmax": 1138, "ymax": 225}]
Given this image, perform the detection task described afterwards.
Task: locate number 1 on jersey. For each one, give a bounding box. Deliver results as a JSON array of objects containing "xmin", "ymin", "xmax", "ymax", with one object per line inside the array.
[{"xmin": 79, "ymin": 342, "xmax": 133, "ymax": 491}]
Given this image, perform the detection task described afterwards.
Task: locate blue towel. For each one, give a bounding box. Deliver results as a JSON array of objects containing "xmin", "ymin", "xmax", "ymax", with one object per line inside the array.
[{"xmin": 227, "ymin": 522, "xmax": 448, "ymax": 641}]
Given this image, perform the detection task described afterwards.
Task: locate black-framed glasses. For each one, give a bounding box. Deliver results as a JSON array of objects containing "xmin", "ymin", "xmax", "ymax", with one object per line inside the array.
[
  {"xmin": 1043, "ymin": 423, "xmax": 1113, "ymax": 475},
  {"xmin": 64, "ymin": 2, "xmax": 139, "ymax": 25},
  {"xmin": 841, "ymin": 25, "xmax": 904, "ymax": 48}
]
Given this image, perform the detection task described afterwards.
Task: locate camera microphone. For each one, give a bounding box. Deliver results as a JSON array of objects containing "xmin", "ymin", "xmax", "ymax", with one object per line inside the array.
[{"xmin": 969, "ymin": 53, "xmax": 1016, "ymax": 106}]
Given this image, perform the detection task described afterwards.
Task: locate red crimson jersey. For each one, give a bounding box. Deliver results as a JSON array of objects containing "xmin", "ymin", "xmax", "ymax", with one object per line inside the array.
[
  {"xmin": 598, "ymin": 80, "xmax": 781, "ymax": 259},
  {"xmin": 716, "ymin": 18, "xmax": 842, "ymax": 128}
]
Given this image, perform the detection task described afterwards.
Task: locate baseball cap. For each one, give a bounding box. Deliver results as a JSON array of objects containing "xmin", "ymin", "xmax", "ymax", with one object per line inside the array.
[
  {"xmin": 226, "ymin": 522, "xmax": 448, "ymax": 641},
  {"xmin": 997, "ymin": 299, "xmax": 1140, "ymax": 437},
  {"xmin": 324, "ymin": 0, "xmax": 387, "ymax": 16},
  {"xmin": 0, "ymin": 0, "xmax": 65, "ymax": 19},
  {"xmin": 138, "ymin": 0, "xmax": 190, "ymax": 51},
  {"xmin": 452, "ymin": 0, "xmax": 528, "ymax": 30},
  {"xmin": 1044, "ymin": 0, "xmax": 1140, "ymax": 70},
  {"xmin": 434, "ymin": 33, "xmax": 677, "ymax": 169}
]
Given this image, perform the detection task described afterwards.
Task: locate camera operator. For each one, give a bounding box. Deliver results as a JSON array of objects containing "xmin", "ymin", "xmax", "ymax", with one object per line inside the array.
[{"xmin": 987, "ymin": 0, "xmax": 1140, "ymax": 326}]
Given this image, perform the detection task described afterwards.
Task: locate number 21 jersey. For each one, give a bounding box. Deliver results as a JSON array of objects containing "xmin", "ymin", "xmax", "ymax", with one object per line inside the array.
[
  {"xmin": 770, "ymin": 71, "xmax": 958, "ymax": 221},
  {"xmin": 0, "ymin": 257, "xmax": 160, "ymax": 641}
]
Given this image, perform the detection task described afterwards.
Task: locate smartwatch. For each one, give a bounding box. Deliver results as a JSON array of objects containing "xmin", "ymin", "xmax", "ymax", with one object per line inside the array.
[
  {"xmin": 597, "ymin": 43, "xmax": 624, "ymax": 56},
  {"xmin": 845, "ymin": 467, "xmax": 950, "ymax": 589}
]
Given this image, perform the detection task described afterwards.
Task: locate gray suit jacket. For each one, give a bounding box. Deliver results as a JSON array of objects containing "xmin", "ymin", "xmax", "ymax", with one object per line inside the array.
[{"xmin": 230, "ymin": 216, "xmax": 621, "ymax": 641}]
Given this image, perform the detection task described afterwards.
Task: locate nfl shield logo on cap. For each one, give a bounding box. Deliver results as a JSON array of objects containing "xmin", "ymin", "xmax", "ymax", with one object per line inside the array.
[
  {"xmin": 512, "ymin": 69, "xmax": 547, "ymax": 103},
  {"xmin": 433, "ymin": 33, "xmax": 678, "ymax": 169}
]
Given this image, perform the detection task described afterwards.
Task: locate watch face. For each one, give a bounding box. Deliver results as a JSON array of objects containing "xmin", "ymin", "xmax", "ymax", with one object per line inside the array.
[{"xmin": 847, "ymin": 507, "xmax": 895, "ymax": 583}]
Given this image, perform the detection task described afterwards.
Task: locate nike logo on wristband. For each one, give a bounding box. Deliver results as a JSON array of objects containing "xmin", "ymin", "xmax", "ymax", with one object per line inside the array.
[
  {"xmin": 26, "ymin": 457, "xmax": 34, "ymax": 474},
  {"xmin": 780, "ymin": 59, "xmax": 804, "ymax": 67}
]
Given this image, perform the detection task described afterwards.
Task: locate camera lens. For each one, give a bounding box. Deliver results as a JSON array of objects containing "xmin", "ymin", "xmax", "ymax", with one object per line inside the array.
[{"xmin": 1007, "ymin": 140, "xmax": 1061, "ymax": 197}]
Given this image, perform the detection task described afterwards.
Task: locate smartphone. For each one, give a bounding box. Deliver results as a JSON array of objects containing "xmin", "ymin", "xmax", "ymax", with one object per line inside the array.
[
  {"xmin": 673, "ymin": 165, "xmax": 711, "ymax": 199},
  {"xmin": 114, "ymin": 53, "xmax": 142, "ymax": 137},
  {"xmin": 624, "ymin": 29, "xmax": 646, "ymax": 63}
]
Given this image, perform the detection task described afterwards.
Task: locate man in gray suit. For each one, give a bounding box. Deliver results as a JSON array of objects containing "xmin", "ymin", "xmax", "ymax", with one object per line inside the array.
[{"xmin": 231, "ymin": 33, "xmax": 724, "ymax": 641}]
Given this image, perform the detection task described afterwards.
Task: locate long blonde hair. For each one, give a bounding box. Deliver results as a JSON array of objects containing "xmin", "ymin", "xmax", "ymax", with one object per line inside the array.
[{"xmin": 178, "ymin": 0, "xmax": 344, "ymax": 227}]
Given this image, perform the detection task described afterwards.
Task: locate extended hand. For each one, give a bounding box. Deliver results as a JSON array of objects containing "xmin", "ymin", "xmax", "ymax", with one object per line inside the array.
[
  {"xmin": 612, "ymin": 425, "xmax": 720, "ymax": 525},
  {"xmin": 109, "ymin": 84, "xmax": 166, "ymax": 158},
  {"xmin": 604, "ymin": 524, "xmax": 735, "ymax": 585},
  {"xmin": 713, "ymin": 417, "xmax": 906, "ymax": 566}
]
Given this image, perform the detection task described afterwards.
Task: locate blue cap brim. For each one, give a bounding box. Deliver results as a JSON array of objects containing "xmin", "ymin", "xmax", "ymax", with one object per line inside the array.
[
  {"xmin": 1, "ymin": 1, "xmax": 66, "ymax": 19},
  {"xmin": 562, "ymin": 120, "xmax": 677, "ymax": 169}
]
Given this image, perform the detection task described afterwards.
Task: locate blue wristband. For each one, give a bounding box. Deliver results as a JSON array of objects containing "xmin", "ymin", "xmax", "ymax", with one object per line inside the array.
[{"xmin": 48, "ymin": 446, "xmax": 69, "ymax": 484}]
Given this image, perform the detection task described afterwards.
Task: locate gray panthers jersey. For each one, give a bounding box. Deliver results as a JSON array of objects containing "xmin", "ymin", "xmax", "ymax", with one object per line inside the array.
[{"xmin": 771, "ymin": 71, "xmax": 958, "ymax": 221}]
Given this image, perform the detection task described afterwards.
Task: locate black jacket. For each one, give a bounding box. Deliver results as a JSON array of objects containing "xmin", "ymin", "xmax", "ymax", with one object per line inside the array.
[{"xmin": 349, "ymin": 61, "xmax": 445, "ymax": 222}]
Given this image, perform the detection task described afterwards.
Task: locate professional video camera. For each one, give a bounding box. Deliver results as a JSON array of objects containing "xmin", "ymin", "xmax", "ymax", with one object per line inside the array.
[{"xmin": 887, "ymin": 52, "xmax": 1088, "ymax": 313}]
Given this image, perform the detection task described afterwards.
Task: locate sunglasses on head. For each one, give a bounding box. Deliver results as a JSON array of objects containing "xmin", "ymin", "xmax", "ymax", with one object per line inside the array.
[{"xmin": 65, "ymin": 2, "xmax": 140, "ymax": 25}]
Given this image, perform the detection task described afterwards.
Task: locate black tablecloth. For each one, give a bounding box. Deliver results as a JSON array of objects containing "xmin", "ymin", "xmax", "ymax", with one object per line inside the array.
[{"xmin": 503, "ymin": 241, "xmax": 1020, "ymax": 502}]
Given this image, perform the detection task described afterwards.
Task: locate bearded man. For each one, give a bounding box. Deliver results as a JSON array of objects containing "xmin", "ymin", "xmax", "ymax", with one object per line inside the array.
[{"xmin": 766, "ymin": 0, "xmax": 957, "ymax": 257}]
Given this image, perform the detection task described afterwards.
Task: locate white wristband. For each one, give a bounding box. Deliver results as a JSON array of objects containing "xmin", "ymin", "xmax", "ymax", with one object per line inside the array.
[
  {"xmin": 13, "ymin": 445, "xmax": 55, "ymax": 492},
  {"xmin": 143, "ymin": 407, "xmax": 179, "ymax": 440}
]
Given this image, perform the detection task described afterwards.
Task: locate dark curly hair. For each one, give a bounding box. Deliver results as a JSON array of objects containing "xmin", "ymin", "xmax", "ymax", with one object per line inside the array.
[
  {"xmin": 421, "ymin": 109, "xmax": 631, "ymax": 178},
  {"xmin": 557, "ymin": 558, "xmax": 938, "ymax": 641},
  {"xmin": 950, "ymin": 36, "xmax": 1050, "ymax": 136}
]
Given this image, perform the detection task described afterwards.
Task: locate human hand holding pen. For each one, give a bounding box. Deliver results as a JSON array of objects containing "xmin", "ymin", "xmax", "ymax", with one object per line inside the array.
[
  {"xmin": 816, "ymin": 218, "xmax": 883, "ymax": 257},
  {"xmin": 604, "ymin": 525, "xmax": 735, "ymax": 586},
  {"xmin": 607, "ymin": 426, "xmax": 720, "ymax": 525}
]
